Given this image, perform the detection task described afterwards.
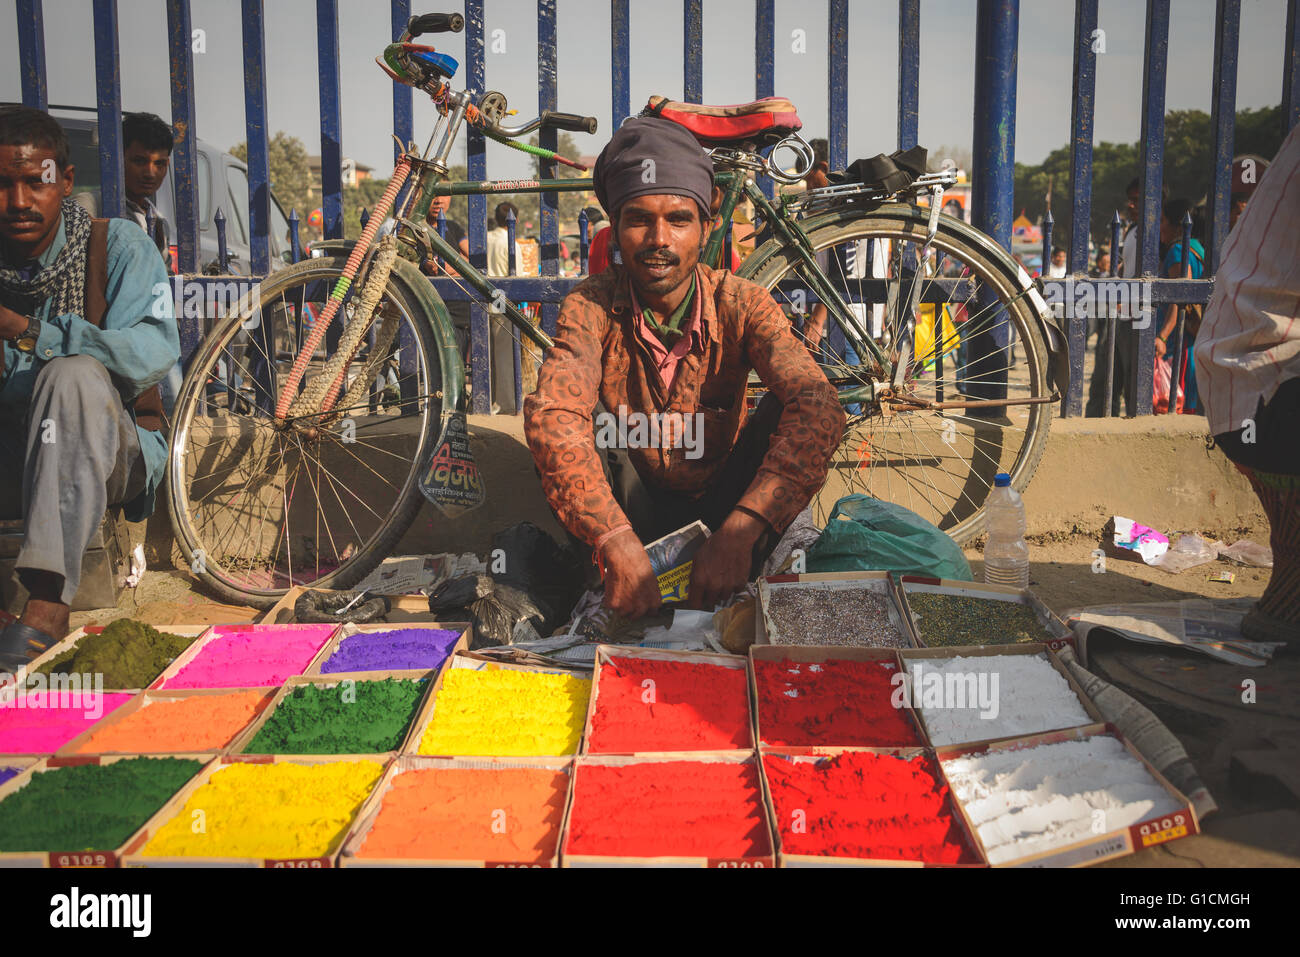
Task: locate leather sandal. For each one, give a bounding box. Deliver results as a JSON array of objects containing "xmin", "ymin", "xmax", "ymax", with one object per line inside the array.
[{"xmin": 0, "ymin": 622, "xmax": 55, "ymax": 673}]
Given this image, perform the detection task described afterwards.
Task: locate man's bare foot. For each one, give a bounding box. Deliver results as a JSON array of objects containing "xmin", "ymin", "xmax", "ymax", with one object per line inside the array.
[{"xmin": 20, "ymin": 598, "xmax": 70, "ymax": 644}]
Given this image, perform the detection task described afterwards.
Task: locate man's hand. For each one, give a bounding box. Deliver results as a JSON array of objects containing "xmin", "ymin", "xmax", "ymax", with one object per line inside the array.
[
  {"xmin": 600, "ymin": 529, "xmax": 661, "ymax": 620},
  {"xmin": 688, "ymin": 510, "xmax": 765, "ymax": 610},
  {"xmin": 1155, "ymin": 335, "xmax": 1167, "ymax": 358},
  {"xmin": 0, "ymin": 303, "xmax": 28, "ymax": 339}
]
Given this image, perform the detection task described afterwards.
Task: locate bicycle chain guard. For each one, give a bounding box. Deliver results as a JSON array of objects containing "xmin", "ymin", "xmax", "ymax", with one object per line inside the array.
[{"xmin": 419, "ymin": 409, "xmax": 486, "ymax": 514}]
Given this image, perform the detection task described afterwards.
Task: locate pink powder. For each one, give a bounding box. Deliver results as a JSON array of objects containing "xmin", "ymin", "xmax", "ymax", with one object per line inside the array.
[
  {"xmin": 0, "ymin": 693, "xmax": 133, "ymax": 753},
  {"xmin": 158, "ymin": 624, "xmax": 336, "ymax": 689}
]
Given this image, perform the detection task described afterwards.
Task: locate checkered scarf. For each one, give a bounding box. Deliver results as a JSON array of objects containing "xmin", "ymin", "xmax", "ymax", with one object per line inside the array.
[{"xmin": 0, "ymin": 199, "xmax": 93, "ymax": 317}]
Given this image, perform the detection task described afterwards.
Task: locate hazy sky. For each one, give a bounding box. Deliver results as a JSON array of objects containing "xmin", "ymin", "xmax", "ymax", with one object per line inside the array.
[{"xmin": 1, "ymin": 0, "xmax": 1291, "ymax": 187}]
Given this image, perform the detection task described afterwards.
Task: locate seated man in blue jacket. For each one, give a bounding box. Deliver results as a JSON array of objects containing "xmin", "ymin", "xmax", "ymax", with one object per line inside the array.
[{"xmin": 0, "ymin": 106, "xmax": 179, "ymax": 667}]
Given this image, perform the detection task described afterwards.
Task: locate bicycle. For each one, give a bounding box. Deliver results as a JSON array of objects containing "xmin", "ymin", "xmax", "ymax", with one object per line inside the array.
[{"xmin": 167, "ymin": 11, "xmax": 1068, "ymax": 608}]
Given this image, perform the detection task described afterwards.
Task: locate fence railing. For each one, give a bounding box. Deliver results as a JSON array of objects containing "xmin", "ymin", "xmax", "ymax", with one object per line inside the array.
[{"xmin": 14, "ymin": 0, "xmax": 1300, "ymax": 417}]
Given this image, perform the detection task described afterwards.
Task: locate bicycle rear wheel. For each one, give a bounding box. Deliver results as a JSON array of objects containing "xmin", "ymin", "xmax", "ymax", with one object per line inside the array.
[
  {"xmin": 742, "ymin": 203, "xmax": 1053, "ymax": 544},
  {"xmin": 167, "ymin": 256, "xmax": 445, "ymax": 607}
]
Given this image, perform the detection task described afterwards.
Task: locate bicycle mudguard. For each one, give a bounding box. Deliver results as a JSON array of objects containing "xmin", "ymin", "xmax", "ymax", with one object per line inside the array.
[
  {"xmin": 312, "ymin": 242, "xmax": 486, "ymax": 513},
  {"xmin": 737, "ymin": 203, "xmax": 1072, "ymax": 399}
]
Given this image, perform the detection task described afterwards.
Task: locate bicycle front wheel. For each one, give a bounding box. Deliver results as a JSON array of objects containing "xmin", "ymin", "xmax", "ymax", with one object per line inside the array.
[
  {"xmin": 743, "ymin": 203, "xmax": 1053, "ymax": 544},
  {"xmin": 167, "ymin": 255, "xmax": 446, "ymax": 607}
]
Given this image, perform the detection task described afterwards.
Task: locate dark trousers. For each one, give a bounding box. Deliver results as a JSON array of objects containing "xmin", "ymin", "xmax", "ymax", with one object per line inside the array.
[
  {"xmin": 1086, "ymin": 320, "xmax": 1137, "ymax": 417},
  {"xmin": 564, "ymin": 393, "xmax": 785, "ymax": 583},
  {"xmin": 1213, "ymin": 377, "xmax": 1300, "ymax": 475}
]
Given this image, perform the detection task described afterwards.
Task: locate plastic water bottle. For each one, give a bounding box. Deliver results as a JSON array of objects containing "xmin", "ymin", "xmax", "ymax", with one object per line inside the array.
[{"xmin": 984, "ymin": 473, "xmax": 1029, "ymax": 589}]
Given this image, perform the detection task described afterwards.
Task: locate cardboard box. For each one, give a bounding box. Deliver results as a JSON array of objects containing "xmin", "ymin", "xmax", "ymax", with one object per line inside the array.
[
  {"xmin": 756, "ymin": 572, "xmax": 912, "ymax": 648},
  {"xmin": 227, "ymin": 672, "xmax": 437, "ymax": 757},
  {"xmin": 149, "ymin": 622, "xmax": 339, "ymax": 690},
  {"xmin": 303, "ymin": 620, "xmax": 469, "ymax": 677},
  {"xmin": 7, "ymin": 624, "xmax": 210, "ymax": 694},
  {"xmin": 407, "ymin": 653, "xmax": 592, "ymax": 758},
  {"xmin": 899, "ymin": 643, "xmax": 1104, "ymax": 749},
  {"xmin": 54, "ymin": 687, "xmax": 277, "ymax": 757},
  {"xmin": 759, "ymin": 747, "xmax": 985, "ymax": 867},
  {"xmin": 561, "ymin": 751, "xmax": 775, "ymax": 867},
  {"xmin": 748, "ymin": 645, "xmax": 928, "ymax": 750},
  {"xmin": 936, "ymin": 723, "xmax": 1200, "ymax": 867},
  {"xmin": 0, "ymin": 688, "xmax": 142, "ymax": 764},
  {"xmin": 337, "ymin": 755, "xmax": 573, "ymax": 867},
  {"xmin": 898, "ymin": 576, "xmax": 1074, "ymax": 653},
  {"xmin": 261, "ymin": 586, "xmax": 440, "ymax": 625},
  {"xmin": 120, "ymin": 754, "xmax": 391, "ymax": 868},
  {"xmin": 582, "ymin": 644, "xmax": 755, "ymax": 755},
  {"xmin": 0, "ymin": 754, "xmax": 212, "ymax": 868}
]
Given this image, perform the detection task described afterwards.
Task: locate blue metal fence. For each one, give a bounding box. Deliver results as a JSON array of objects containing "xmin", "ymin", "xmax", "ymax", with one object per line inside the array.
[{"xmin": 14, "ymin": 0, "xmax": 1300, "ymax": 417}]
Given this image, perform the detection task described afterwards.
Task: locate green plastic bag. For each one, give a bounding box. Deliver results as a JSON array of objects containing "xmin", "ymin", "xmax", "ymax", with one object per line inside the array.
[{"xmin": 805, "ymin": 495, "xmax": 973, "ymax": 581}]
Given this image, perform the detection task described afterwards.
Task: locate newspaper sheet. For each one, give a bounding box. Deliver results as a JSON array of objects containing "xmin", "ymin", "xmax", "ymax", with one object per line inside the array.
[{"xmin": 1065, "ymin": 598, "xmax": 1279, "ymax": 667}]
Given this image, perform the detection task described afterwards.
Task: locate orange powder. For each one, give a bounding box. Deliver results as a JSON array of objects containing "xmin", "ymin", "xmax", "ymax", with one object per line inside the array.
[
  {"xmin": 355, "ymin": 766, "xmax": 567, "ymax": 864},
  {"xmin": 70, "ymin": 690, "xmax": 275, "ymax": 754}
]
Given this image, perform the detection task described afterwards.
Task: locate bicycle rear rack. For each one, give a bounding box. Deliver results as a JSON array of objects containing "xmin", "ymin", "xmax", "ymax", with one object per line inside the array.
[{"xmin": 795, "ymin": 169, "xmax": 959, "ymax": 215}]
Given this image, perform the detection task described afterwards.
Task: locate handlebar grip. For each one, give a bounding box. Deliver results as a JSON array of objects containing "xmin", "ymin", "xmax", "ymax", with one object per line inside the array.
[
  {"xmin": 407, "ymin": 13, "xmax": 464, "ymax": 36},
  {"xmin": 541, "ymin": 110, "xmax": 598, "ymax": 135}
]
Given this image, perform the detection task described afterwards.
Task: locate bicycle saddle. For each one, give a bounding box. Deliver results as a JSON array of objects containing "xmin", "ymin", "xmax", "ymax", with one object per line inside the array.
[{"xmin": 644, "ymin": 95, "xmax": 802, "ymax": 149}]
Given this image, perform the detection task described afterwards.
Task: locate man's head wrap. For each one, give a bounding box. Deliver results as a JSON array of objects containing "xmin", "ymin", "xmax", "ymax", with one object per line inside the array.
[{"xmin": 593, "ymin": 116, "xmax": 713, "ymax": 219}]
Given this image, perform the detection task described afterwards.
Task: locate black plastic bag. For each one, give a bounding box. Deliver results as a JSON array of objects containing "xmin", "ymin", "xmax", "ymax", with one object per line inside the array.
[
  {"xmin": 487, "ymin": 522, "xmax": 583, "ymax": 633},
  {"xmin": 293, "ymin": 590, "xmax": 391, "ymax": 624}
]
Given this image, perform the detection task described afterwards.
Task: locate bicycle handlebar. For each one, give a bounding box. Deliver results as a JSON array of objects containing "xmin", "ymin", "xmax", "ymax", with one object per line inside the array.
[
  {"xmin": 406, "ymin": 12, "xmax": 463, "ymax": 36},
  {"xmin": 540, "ymin": 110, "xmax": 598, "ymax": 135}
]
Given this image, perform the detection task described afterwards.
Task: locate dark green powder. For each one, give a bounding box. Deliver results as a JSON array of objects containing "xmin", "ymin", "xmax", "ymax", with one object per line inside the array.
[
  {"xmin": 0, "ymin": 757, "xmax": 201, "ymax": 851},
  {"xmin": 33, "ymin": 619, "xmax": 196, "ymax": 689},
  {"xmin": 907, "ymin": 593, "xmax": 1055, "ymax": 646},
  {"xmin": 243, "ymin": 679, "xmax": 427, "ymax": 754}
]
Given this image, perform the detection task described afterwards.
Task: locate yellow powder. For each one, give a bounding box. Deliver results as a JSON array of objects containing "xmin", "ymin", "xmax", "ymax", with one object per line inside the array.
[
  {"xmin": 418, "ymin": 669, "xmax": 590, "ymax": 756},
  {"xmin": 140, "ymin": 760, "xmax": 383, "ymax": 859}
]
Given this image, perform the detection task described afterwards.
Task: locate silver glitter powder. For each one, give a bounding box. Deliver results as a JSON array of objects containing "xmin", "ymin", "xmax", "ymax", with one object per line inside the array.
[{"xmin": 765, "ymin": 586, "xmax": 908, "ymax": 647}]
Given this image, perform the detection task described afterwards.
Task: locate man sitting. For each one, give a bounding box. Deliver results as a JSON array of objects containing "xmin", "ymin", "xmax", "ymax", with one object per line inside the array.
[
  {"xmin": 0, "ymin": 106, "xmax": 178, "ymax": 667},
  {"xmin": 524, "ymin": 116, "xmax": 844, "ymax": 619}
]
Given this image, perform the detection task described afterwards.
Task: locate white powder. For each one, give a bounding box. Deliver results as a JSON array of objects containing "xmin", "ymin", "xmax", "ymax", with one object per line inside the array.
[
  {"xmin": 906, "ymin": 653, "xmax": 1093, "ymax": 746},
  {"xmin": 942, "ymin": 736, "xmax": 1183, "ymax": 864}
]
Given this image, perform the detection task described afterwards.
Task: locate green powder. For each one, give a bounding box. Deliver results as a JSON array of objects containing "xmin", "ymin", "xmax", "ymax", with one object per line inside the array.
[
  {"xmin": 907, "ymin": 593, "xmax": 1055, "ymax": 646},
  {"xmin": 0, "ymin": 757, "xmax": 201, "ymax": 852},
  {"xmin": 34, "ymin": 619, "xmax": 196, "ymax": 689},
  {"xmin": 244, "ymin": 679, "xmax": 427, "ymax": 754}
]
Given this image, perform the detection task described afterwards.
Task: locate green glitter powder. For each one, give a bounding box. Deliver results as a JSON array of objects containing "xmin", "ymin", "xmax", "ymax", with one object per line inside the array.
[
  {"xmin": 907, "ymin": 593, "xmax": 1055, "ymax": 646},
  {"xmin": 243, "ymin": 679, "xmax": 427, "ymax": 754},
  {"xmin": 0, "ymin": 757, "xmax": 202, "ymax": 851},
  {"xmin": 34, "ymin": 619, "xmax": 196, "ymax": 689}
]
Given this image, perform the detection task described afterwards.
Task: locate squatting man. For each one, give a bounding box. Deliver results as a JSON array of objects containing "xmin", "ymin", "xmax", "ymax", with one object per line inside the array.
[
  {"xmin": 524, "ymin": 116, "xmax": 844, "ymax": 618},
  {"xmin": 0, "ymin": 106, "xmax": 178, "ymax": 669}
]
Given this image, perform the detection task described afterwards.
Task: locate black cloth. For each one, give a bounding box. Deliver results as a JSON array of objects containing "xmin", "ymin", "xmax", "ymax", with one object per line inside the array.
[
  {"xmin": 1086, "ymin": 320, "xmax": 1137, "ymax": 417},
  {"xmin": 556, "ymin": 393, "xmax": 786, "ymax": 586},
  {"xmin": 1213, "ymin": 376, "xmax": 1300, "ymax": 475},
  {"xmin": 593, "ymin": 116, "xmax": 714, "ymax": 216}
]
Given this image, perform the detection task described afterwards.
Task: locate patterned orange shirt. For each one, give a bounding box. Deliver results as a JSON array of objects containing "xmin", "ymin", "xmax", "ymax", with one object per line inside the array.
[{"xmin": 523, "ymin": 263, "xmax": 845, "ymax": 547}]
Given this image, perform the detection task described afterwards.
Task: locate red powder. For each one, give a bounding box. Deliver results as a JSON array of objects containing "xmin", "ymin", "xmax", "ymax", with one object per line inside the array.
[
  {"xmin": 753, "ymin": 658, "xmax": 921, "ymax": 747},
  {"xmin": 764, "ymin": 751, "xmax": 978, "ymax": 864},
  {"xmin": 565, "ymin": 761, "xmax": 769, "ymax": 859},
  {"xmin": 588, "ymin": 657, "xmax": 750, "ymax": 753}
]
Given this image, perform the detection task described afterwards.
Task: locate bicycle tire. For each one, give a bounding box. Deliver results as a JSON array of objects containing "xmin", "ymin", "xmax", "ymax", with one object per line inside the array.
[
  {"xmin": 167, "ymin": 255, "xmax": 446, "ymax": 608},
  {"xmin": 740, "ymin": 203, "xmax": 1052, "ymax": 545}
]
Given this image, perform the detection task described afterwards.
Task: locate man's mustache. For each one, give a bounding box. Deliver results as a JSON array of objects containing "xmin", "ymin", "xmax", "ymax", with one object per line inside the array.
[
  {"xmin": 1, "ymin": 213, "xmax": 42, "ymax": 225},
  {"xmin": 635, "ymin": 249, "xmax": 679, "ymax": 265}
]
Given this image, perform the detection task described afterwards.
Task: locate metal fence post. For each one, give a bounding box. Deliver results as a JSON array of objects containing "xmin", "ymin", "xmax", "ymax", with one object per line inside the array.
[
  {"xmin": 828, "ymin": 0, "xmax": 849, "ymax": 171},
  {"xmin": 16, "ymin": 0, "xmax": 48, "ymax": 110},
  {"xmin": 241, "ymin": 0, "xmax": 271, "ymax": 274},
  {"xmin": 1208, "ymin": 0, "xmax": 1241, "ymax": 273},
  {"xmin": 1134, "ymin": 0, "xmax": 1170, "ymax": 416},
  {"xmin": 898, "ymin": 0, "xmax": 920, "ymax": 151},
  {"xmin": 755, "ymin": 0, "xmax": 776, "ymax": 198},
  {"xmin": 92, "ymin": 0, "xmax": 124, "ymax": 222},
  {"xmin": 166, "ymin": 0, "xmax": 200, "ymax": 275},
  {"xmin": 391, "ymin": 0, "xmax": 412, "ymax": 165},
  {"xmin": 466, "ymin": 0, "xmax": 491, "ymax": 414},
  {"xmin": 317, "ymin": 0, "xmax": 344, "ymax": 243},
  {"xmin": 1285, "ymin": 0, "xmax": 1300, "ymax": 131},
  {"xmin": 612, "ymin": 0, "xmax": 630, "ymax": 131},
  {"xmin": 684, "ymin": 0, "xmax": 703, "ymax": 104}
]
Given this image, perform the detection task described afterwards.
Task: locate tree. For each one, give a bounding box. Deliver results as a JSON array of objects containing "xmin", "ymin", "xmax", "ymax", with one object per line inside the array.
[
  {"xmin": 230, "ymin": 132, "xmax": 315, "ymax": 245},
  {"xmin": 1012, "ymin": 104, "xmax": 1286, "ymax": 251}
]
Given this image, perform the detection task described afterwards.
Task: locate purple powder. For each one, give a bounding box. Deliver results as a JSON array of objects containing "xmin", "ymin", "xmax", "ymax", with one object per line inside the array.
[
  {"xmin": 0, "ymin": 768, "xmax": 23, "ymax": 788},
  {"xmin": 320, "ymin": 628, "xmax": 462, "ymax": 674}
]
